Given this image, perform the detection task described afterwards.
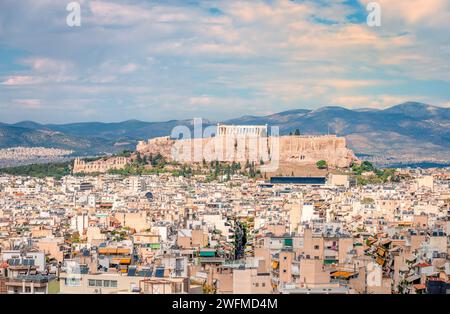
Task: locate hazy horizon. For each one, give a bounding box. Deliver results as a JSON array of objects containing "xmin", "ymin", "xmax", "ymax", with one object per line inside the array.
[{"xmin": 0, "ymin": 100, "xmax": 447, "ymax": 125}]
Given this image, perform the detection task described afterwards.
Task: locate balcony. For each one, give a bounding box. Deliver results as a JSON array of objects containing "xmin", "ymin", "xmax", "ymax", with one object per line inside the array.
[{"xmin": 324, "ymin": 249, "xmax": 338, "ymax": 258}]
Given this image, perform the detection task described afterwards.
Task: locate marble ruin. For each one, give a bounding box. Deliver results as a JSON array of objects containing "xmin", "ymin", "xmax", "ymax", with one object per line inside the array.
[
  {"xmin": 216, "ymin": 124, "xmax": 268, "ymax": 137},
  {"xmin": 73, "ymin": 156, "xmax": 129, "ymax": 174}
]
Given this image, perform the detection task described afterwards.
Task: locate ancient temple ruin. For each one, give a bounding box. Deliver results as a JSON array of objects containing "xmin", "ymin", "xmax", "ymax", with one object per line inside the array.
[{"xmin": 216, "ymin": 124, "xmax": 268, "ymax": 137}]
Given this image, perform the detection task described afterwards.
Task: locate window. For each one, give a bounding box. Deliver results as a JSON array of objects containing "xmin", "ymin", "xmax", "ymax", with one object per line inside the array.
[
  {"xmin": 254, "ymin": 283, "xmax": 259, "ymax": 287},
  {"xmin": 314, "ymin": 245, "xmax": 320, "ymax": 250},
  {"xmin": 283, "ymin": 269, "xmax": 286, "ymax": 273},
  {"xmin": 103, "ymin": 280, "xmax": 110, "ymax": 287},
  {"xmin": 88, "ymin": 279, "xmax": 95, "ymax": 287},
  {"xmin": 314, "ymin": 256, "xmax": 319, "ymax": 260},
  {"xmin": 65, "ymin": 278, "xmax": 81, "ymax": 286},
  {"xmin": 262, "ymin": 283, "xmax": 265, "ymax": 287},
  {"xmin": 95, "ymin": 280, "xmax": 103, "ymax": 287},
  {"xmin": 111, "ymin": 280, "xmax": 117, "ymax": 288}
]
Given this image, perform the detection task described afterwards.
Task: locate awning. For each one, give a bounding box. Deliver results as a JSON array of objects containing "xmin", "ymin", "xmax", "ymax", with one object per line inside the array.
[
  {"xmin": 331, "ymin": 271, "xmax": 356, "ymax": 279},
  {"xmin": 112, "ymin": 257, "xmax": 131, "ymax": 264},
  {"xmin": 272, "ymin": 261, "xmax": 279, "ymax": 270}
]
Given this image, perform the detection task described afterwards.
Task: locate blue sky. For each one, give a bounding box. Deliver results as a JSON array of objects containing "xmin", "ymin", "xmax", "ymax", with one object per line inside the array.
[{"xmin": 0, "ymin": 0, "xmax": 449, "ymax": 123}]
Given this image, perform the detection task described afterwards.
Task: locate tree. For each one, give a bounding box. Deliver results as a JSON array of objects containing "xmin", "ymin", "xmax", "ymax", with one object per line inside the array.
[
  {"xmin": 360, "ymin": 161, "xmax": 375, "ymax": 172},
  {"xmin": 316, "ymin": 160, "xmax": 327, "ymax": 169},
  {"xmin": 214, "ymin": 161, "xmax": 220, "ymax": 178},
  {"xmin": 294, "ymin": 128, "xmax": 300, "ymax": 136},
  {"xmin": 352, "ymin": 160, "xmax": 375, "ymax": 175},
  {"xmin": 151, "ymin": 153, "xmax": 166, "ymax": 167},
  {"xmin": 225, "ymin": 166, "xmax": 231, "ymax": 181},
  {"xmin": 118, "ymin": 150, "xmax": 132, "ymax": 157},
  {"xmin": 249, "ymin": 162, "xmax": 256, "ymax": 178},
  {"xmin": 135, "ymin": 152, "xmax": 143, "ymax": 165}
]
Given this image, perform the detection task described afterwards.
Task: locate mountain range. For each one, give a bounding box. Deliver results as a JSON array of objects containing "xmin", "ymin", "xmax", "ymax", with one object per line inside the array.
[{"xmin": 0, "ymin": 102, "xmax": 449, "ymax": 165}]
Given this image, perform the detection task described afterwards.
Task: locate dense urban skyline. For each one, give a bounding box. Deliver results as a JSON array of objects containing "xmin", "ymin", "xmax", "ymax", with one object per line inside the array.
[{"xmin": 0, "ymin": 0, "xmax": 449, "ymax": 302}]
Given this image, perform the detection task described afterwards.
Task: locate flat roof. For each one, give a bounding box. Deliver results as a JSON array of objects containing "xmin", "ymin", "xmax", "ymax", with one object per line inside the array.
[{"xmin": 270, "ymin": 177, "xmax": 326, "ymax": 185}]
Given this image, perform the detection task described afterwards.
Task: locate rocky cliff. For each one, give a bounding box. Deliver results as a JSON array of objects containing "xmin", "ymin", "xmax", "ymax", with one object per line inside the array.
[{"xmin": 137, "ymin": 134, "xmax": 356, "ymax": 168}]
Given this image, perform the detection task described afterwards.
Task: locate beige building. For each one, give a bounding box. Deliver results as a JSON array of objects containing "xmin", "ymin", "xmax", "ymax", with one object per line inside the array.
[
  {"xmin": 298, "ymin": 259, "xmax": 330, "ymax": 287},
  {"xmin": 232, "ymin": 268, "xmax": 272, "ymax": 294},
  {"xmin": 114, "ymin": 212, "xmax": 149, "ymax": 232},
  {"xmin": 328, "ymin": 174, "xmax": 350, "ymax": 188},
  {"xmin": 35, "ymin": 238, "xmax": 65, "ymax": 262},
  {"xmin": 416, "ymin": 175, "xmax": 434, "ymax": 191},
  {"xmin": 60, "ymin": 272, "xmax": 190, "ymax": 294}
]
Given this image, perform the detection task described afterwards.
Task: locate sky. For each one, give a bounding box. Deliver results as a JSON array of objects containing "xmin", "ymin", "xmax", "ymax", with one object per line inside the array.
[{"xmin": 0, "ymin": 0, "xmax": 449, "ymax": 123}]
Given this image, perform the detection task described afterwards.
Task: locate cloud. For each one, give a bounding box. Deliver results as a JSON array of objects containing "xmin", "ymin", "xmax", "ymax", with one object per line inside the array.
[
  {"xmin": 330, "ymin": 95, "xmax": 421, "ymax": 109},
  {"xmin": 22, "ymin": 57, "xmax": 72, "ymax": 73},
  {"xmin": 13, "ymin": 98, "xmax": 42, "ymax": 108},
  {"xmin": 0, "ymin": 0, "xmax": 448, "ymax": 123},
  {"xmin": 1, "ymin": 57, "xmax": 76, "ymax": 85},
  {"xmin": 320, "ymin": 79, "xmax": 389, "ymax": 89},
  {"xmin": 119, "ymin": 63, "xmax": 138, "ymax": 74},
  {"xmin": 1, "ymin": 76, "xmax": 43, "ymax": 86},
  {"xmin": 88, "ymin": 1, "xmax": 152, "ymax": 25},
  {"xmin": 360, "ymin": 0, "xmax": 450, "ymax": 27},
  {"xmin": 189, "ymin": 96, "xmax": 212, "ymax": 106}
]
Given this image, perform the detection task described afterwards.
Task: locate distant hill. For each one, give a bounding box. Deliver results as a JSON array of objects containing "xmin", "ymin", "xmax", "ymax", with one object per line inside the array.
[
  {"xmin": 225, "ymin": 102, "xmax": 449, "ymax": 164},
  {"xmin": 0, "ymin": 102, "xmax": 448, "ymax": 164},
  {"xmin": 0, "ymin": 119, "xmax": 211, "ymax": 156}
]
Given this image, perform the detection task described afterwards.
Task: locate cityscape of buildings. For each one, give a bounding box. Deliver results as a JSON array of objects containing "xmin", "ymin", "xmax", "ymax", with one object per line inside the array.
[
  {"xmin": 0, "ymin": 147, "xmax": 73, "ymax": 168},
  {"xmin": 0, "ymin": 139, "xmax": 448, "ymax": 294},
  {"xmin": 0, "ymin": 1, "xmax": 448, "ymax": 307}
]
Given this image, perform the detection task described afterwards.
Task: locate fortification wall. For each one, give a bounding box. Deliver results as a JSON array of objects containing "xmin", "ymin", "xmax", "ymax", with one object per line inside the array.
[
  {"xmin": 277, "ymin": 135, "xmax": 354, "ymax": 167},
  {"xmin": 136, "ymin": 134, "xmax": 356, "ymax": 168}
]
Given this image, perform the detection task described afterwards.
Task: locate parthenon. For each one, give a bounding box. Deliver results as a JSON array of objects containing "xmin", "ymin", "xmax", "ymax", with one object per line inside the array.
[{"xmin": 216, "ymin": 124, "xmax": 268, "ymax": 137}]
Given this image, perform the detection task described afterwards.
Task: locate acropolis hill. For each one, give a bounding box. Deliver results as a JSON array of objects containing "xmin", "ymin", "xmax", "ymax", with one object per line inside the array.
[{"xmin": 136, "ymin": 125, "xmax": 357, "ymax": 169}]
